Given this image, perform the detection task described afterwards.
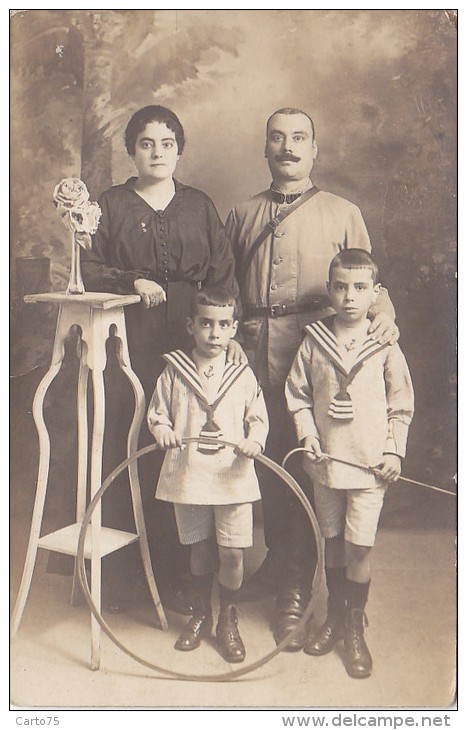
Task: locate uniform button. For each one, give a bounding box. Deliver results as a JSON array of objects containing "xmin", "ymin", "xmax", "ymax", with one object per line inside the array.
[
  {"xmin": 274, "ymin": 231, "xmax": 285, "ymax": 238},
  {"xmin": 270, "ymin": 283, "xmax": 278, "ymax": 291},
  {"xmin": 273, "ymin": 257, "xmax": 283, "ymax": 265}
]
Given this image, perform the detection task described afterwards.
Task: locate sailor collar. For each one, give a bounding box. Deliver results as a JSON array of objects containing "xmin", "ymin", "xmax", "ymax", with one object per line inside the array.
[
  {"xmin": 162, "ymin": 350, "xmax": 249, "ymax": 406},
  {"xmin": 304, "ymin": 316, "xmax": 389, "ymax": 378}
]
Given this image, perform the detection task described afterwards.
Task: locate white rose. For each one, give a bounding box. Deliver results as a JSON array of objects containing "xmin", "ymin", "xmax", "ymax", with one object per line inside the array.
[
  {"xmin": 54, "ymin": 178, "xmax": 101, "ymax": 250},
  {"xmin": 53, "ymin": 178, "xmax": 90, "ymax": 211}
]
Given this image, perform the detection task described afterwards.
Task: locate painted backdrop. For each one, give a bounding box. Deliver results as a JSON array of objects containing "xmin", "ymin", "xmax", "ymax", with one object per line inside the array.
[{"xmin": 10, "ymin": 9, "xmax": 456, "ymax": 502}]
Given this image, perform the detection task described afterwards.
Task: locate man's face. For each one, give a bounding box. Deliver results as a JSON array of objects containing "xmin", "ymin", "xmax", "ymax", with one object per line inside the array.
[{"xmin": 265, "ymin": 113, "xmax": 318, "ymax": 184}]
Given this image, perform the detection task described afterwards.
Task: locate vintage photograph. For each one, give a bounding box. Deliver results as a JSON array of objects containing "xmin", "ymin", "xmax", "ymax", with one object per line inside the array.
[{"xmin": 10, "ymin": 9, "xmax": 456, "ymax": 711}]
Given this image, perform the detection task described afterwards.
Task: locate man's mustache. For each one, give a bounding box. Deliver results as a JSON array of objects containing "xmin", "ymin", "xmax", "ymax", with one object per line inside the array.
[{"xmin": 275, "ymin": 153, "xmax": 301, "ymax": 163}]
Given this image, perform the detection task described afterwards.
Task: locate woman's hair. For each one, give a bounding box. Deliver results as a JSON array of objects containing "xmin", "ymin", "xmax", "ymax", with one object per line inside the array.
[
  {"xmin": 329, "ymin": 248, "xmax": 379, "ymax": 284},
  {"xmin": 124, "ymin": 105, "xmax": 185, "ymax": 156},
  {"xmin": 190, "ymin": 287, "xmax": 238, "ymax": 319}
]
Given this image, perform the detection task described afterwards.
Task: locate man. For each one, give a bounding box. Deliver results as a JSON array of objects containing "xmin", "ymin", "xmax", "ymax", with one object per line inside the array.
[{"xmin": 225, "ymin": 107, "xmax": 397, "ymax": 651}]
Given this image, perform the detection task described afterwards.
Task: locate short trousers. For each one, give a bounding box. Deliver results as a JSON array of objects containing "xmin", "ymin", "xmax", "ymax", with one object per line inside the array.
[
  {"xmin": 312, "ymin": 482, "xmax": 387, "ymax": 547},
  {"xmin": 174, "ymin": 503, "xmax": 253, "ymax": 548}
]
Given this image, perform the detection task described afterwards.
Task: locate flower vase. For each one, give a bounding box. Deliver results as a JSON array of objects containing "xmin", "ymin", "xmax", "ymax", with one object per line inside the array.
[{"xmin": 66, "ymin": 233, "xmax": 85, "ymax": 295}]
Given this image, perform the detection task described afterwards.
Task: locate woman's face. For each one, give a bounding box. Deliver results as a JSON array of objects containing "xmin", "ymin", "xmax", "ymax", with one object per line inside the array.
[{"xmin": 132, "ymin": 121, "xmax": 180, "ymax": 183}]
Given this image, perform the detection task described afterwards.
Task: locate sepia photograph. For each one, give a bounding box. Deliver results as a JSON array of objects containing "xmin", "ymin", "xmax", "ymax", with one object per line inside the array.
[{"xmin": 9, "ymin": 8, "xmax": 457, "ymax": 715}]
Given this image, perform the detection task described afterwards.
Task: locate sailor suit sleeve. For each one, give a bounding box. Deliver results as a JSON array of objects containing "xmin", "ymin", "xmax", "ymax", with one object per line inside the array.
[
  {"xmin": 243, "ymin": 371, "xmax": 269, "ymax": 450},
  {"xmin": 147, "ymin": 365, "xmax": 175, "ymax": 434},
  {"xmin": 285, "ymin": 336, "xmax": 321, "ymax": 443},
  {"xmin": 383, "ymin": 344, "xmax": 415, "ymax": 458}
]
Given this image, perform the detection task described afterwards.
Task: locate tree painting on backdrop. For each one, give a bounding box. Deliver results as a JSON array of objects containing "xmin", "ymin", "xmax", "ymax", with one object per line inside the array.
[{"xmin": 10, "ymin": 9, "xmax": 456, "ymax": 710}]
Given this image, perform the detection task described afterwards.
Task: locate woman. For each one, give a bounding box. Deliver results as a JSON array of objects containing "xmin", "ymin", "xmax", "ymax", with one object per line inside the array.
[{"xmin": 81, "ymin": 105, "xmax": 240, "ymax": 612}]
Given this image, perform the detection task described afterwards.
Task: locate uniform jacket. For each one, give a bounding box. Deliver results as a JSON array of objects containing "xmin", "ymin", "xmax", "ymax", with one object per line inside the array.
[
  {"xmin": 147, "ymin": 350, "xmax": 269, "ymax": 505},
  {"xmin": 285, "ymin": 317, "xmax": 414, "ymax": 490},
  {"xmin": 225, "ymin": 187, "xmax": 394, "ymax": 387}
]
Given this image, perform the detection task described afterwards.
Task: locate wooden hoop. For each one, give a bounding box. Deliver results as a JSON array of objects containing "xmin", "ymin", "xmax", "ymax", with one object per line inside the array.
[{"xmin": 77, "ymin": 438, "xmax": 323, "ymax": 681}]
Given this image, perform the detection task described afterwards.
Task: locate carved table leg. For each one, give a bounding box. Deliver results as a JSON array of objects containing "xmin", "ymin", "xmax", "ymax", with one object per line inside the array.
[
  {"xmin": 11, "ymin": 345, "xmax": 66, "ymax": 635},
  {"xmin": 71, "ymin": 340, "xmax": 90, "ymax": 607},
  {"xmin": 115, "ymin": 331, "xmax": 168, "ymax": 631},
  {"xmin": 89, "ymin": 361, "xmax": 105, "ymax": 670}
]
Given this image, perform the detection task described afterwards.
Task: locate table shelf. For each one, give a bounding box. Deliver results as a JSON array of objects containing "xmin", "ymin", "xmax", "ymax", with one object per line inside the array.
[{"xmin": 38, "ymin": 522, "xmax": 139, "ymax": 559}]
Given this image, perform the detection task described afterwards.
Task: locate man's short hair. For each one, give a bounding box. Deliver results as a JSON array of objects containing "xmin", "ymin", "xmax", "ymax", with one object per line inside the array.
[
  {"xmin": 125, "ymin": 105, "xmax": 185, "ymax": 156},
  {"xmin": 190, "ymin": 286, "xmax": 238, "ymax": 319},
  {"xmin": 266, "ymin": 107, "xmax": 315, "ymax": 141},
  {"xmin": 329, "ymin": 249, "xmax": 379, "ymax": 284}
]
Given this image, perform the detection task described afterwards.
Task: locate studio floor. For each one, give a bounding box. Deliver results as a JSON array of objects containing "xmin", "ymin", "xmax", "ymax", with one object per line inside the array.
[
  {"xmin": 10, "ymin": 516, "xmax": 456, "ymax": 710},
  {"xmin": 10, "ymin": 368, "xmax": 457, "ymax": 711}
]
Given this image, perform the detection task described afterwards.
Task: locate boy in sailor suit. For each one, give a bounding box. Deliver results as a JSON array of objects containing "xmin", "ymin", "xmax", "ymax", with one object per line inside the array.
[
  {"xmin": 285, "ymin": 249, "xmax": 414, "ymax": 679},
  {"xmin": 147, "ymin": 287, "xmax": 268, "ymax": 663}
]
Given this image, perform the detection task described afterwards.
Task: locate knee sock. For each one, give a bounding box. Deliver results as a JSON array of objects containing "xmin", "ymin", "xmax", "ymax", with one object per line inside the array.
[
  {"xmin": 218, "ymin": 583, "xmax": 242, "ymax": 607},
  {"xmin": 345, "ymin": 578, "xmax": 371, "ymax": 611},
  {"xmin": 325, "ymin": 566, "xmax": 347, "ymax": 616}
]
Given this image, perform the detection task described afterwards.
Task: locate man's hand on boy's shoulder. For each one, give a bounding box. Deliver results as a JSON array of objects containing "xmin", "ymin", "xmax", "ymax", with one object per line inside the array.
[
  {"xmin": 152, "ymin": 424, "xmax": 183, "ymax": 450},
  {"xmin": 226, "ymin": 338, "xmax": 248, "ymax": 365},
  {"xmin": 373, "ymin": 453, "xmax": 402, "ymax": 482},
  {"xmin": 235, "ymin": 438, "xmax": 262, "ymax": 458},
  {"xmin": 367, "ymin": 311, "xmax": 399, "ymax": 346}
]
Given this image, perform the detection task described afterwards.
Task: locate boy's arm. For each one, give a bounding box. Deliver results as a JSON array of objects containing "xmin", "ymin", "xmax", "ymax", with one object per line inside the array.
[
  {"xmin": 242, "ymin": 377, "xmax": 269, "ymax": 453},
  {"xmin": 284, "ymin": 337, "xmax": 321, "ymax": 443},
  {"xmin": 382, "ymin": 344, "xmax": 415, "ymax": 459},
  {"xmin": 147, "ymin": 365, "xmax": 182, "ymax": 448}
]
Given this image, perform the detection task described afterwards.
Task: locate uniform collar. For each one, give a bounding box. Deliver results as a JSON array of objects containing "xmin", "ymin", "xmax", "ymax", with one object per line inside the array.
[{"xmin": 270, "ymin": 178, "xmax": 314, "ymax": 204}]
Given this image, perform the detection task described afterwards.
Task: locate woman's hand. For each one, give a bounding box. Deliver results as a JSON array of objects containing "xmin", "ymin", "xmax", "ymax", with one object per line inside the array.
[
  {"xmin": 134, "ymin": 279, "xmax": 167, "ymax": 309},
  {"xmin": 367, "ymin": 312, "xmax": 399, "ymax": 345},
  {"xmin": 226, "ymin": 338, "xmax": 248, "ymax": 365}
]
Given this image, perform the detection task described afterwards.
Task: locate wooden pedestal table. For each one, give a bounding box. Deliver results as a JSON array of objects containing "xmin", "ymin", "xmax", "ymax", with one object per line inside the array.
[{"xmin": 11, "ymin": 292, "xmax": 168, "ymax": 670}]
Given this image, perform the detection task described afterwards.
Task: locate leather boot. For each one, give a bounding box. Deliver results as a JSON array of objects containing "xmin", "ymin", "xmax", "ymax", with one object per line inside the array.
[
  {"xmin": 343, "ymin": 608, "xmax": 373, "ymax": 678},
  {"xmin": 216, "ymin": 586, "xmax": 246, "ymax": 663},
  {"xmin": 272, "ymin": 584, "xmax": 311, "ymax": 651},
  {"xmin": 304, "ymin": 612, "xmax": 345, "ymax": 655},
  {"xmin": 174, "ymin": 575, "xmax": 213, "ymax": 652},
  {"xmin": 304, "ymin": 566, "xmax": 346, "ymax": 656}
]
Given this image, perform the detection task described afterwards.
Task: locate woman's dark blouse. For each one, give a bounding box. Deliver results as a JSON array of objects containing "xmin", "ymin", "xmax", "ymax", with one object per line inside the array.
[
  {"xmin": 81, "ymin": 178, "xmax": 237, "ymax": 295},
  {"xmin": 81, "ymin": 178, "xmax": 237, "ymax": 398}
]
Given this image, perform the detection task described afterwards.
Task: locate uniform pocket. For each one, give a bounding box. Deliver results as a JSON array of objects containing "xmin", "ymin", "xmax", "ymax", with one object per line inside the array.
[{"xmin": 239, "ymin": 317, "xmax": 266, "ymax": 364}]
